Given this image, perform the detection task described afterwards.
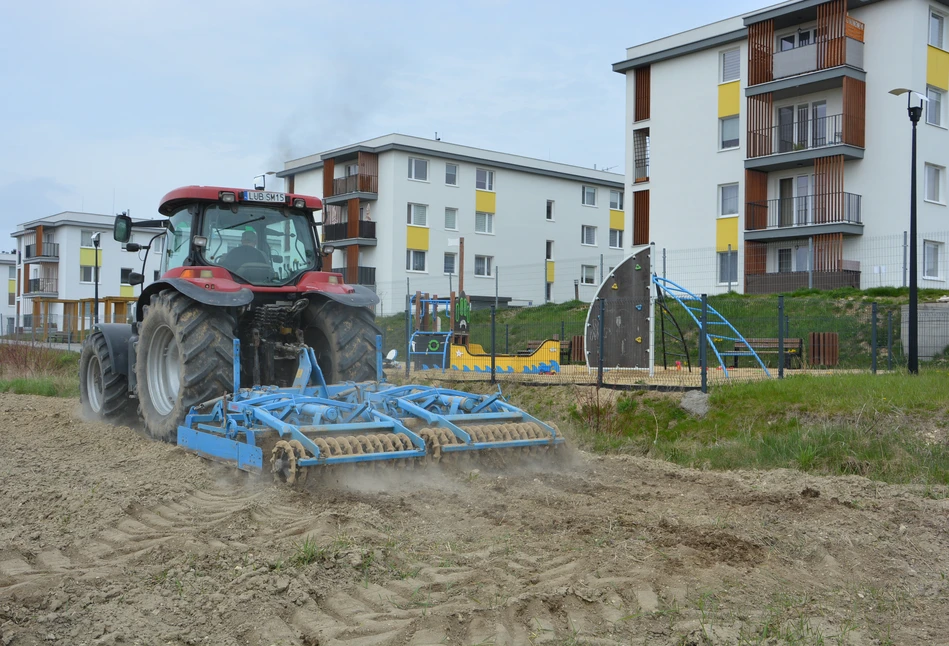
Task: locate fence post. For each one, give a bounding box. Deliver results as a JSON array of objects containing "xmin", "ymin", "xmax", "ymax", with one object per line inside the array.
[
  {"xmin": 778, "ymin": 295, "xmax": 785, "ymax": 380},
  {"xmin": 505, "ymin": 324, "xmax": 509, "ymax": 354},
  {"xmin": 490, "ymin": 306, "xmax": 497, "ymax": 384},
  {"xmin": 404, "ymin": 292, "xmax": 411, "ymax": 378},
  {"xmin": 560, "ymin": 320, "xmax": 565, "ymax": 353},
  {"xmin": 903, "ymin": 231, "xmax": 908, "ymax": 288},
  {"xmin": 597, "ymin": 298, "xmax": 605, "ymax": 388},
  {"xmin": 887, "ymin": 310, "xmax": 894, "ymax": 371},
  {"xmin": 727, "ymin": 243, "xmax": 733, "ymax": 293},
  {"xmin": 700, "ymin": 294, "xmax": 708, "ymax": 394},
  {"xmin": 871, "ymin": 302, "xmax": 878, "ymax": 374},
  {"xmin": 662, "ymin": 248, "xmax": 667, "ymax": 279}
]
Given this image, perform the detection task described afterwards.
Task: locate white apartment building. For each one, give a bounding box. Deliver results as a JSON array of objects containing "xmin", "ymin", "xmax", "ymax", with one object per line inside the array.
[
  {"xmin": 1, "ymin": 252, "xmax": 15, "ymax": 335},
  {"xmin": 11, "ymin": 212, "xmax": 164, "ymax": 332},
  {"xmin": 277, "ymin": 134, "xmax": 627, "ymax": 314},
  {"xmin": 614, "ymin": 0, "xmax": 949, "ymax": 294}
]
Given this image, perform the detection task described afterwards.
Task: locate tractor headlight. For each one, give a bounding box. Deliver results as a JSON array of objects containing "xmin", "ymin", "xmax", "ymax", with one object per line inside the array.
[
  {"xmin": 292, "ymin": 198, "xmax": 306, "ymax": 209},
  {"xmin": 220, "ymin": 191, "xmax": 236, "ymax": 203},
  {"xmin": 193, "ymin": 236, "xmax": 208, "ymax": 248}
]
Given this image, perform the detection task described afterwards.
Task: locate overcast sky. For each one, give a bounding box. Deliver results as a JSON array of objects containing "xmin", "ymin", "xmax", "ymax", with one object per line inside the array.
[{"xmin": 0, "ymin": 0, "xmax": 766, "ymax": 246}]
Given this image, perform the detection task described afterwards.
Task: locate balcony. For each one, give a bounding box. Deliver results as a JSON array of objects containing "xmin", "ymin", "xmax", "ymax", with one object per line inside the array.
[
  {"xmin": 746, "ymin": 113, "xmax": 864, "ymax": 170},
  {"xmin": 25, "ymin": 277, "xmax": 58, "ymax": 297},
  {"xmin": 325, "ymin": 173, "xmax": 378, "ymax": 205},
  {"xmin": 341, "ymin": 266, "xmax": 376, "ymax": 289},
  {"xmin": 745, "ymin": 192, "xmax": 863, "ymax": 240},
  {"xmin": 745, "ymin": 268, "xmax": 860, "ymax": 294},
  {"xmin": 24, "ymin": 242, "xmax": 59, "ymax": 261},
  {"xmin": 321, "ymin": 220, "xmax": 377, "ymax": 247}
]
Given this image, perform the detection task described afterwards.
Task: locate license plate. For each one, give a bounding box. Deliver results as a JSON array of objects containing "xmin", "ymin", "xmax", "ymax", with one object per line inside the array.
[{"xmin": 243, "ymin": 191, "xmax": 286, "ymax": 203}]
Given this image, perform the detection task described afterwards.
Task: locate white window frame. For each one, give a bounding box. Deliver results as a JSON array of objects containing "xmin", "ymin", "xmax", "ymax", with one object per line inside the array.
[
  {"xmin": 546, "ymin": 199, "xmax": 555, "ymax": 221},
  {"xmin": 924, "ymin": 240, "xmax": 942, "ymax": 279},
  {"xmin": 120, "ymin": 268, "xmax": 134, "ymax": 285},
  {"xmin": 609, "ymin": 190, "xmax": 624, "ymax": 210},
  {"xmin": 721, "ymin": 48, "xmax": 740, "ymax": 83},
  {"xmin": 408, "ymin": 157, "xmax": 429, "ymax": 182},
  {"xmin": 407, "ymin": 203, "xmax": 429, "ymax": 226},
  {"xmin": 717, "ymin": 251, "xmax": 739, "ymax": 285},
  {"xmin": 927, "ymin": 86, "xmax": 945, "ymax": 128},
  {"xmin": 474, "ymin": 255, "xmax": 493, "ymax": 277},
  {"xmin": 720, "ymin": 116, "xmax": 739, "ymax": 150},
  {"xmin": 719, "ymin": 183, "xmax": 739, "ymax": 216},
  {"xmin": 925, "ymin": 163, "xmax": 945, "ymax": 204},
  {"xmin": 609, "ymin": 229, "xmax": 623, "ymax": 249},
  {"xmin": 581, "ymin": 186, "xmax": 597, "ymax": 207},
  {"xmin": 931, "ymin": 9, "xmax": 946, "ymax": 49},
  {"xmin": 475, "ymin": 168, "xmax": 495, "ymax": 191},
  {"xmin": 580, "ymin": 265, "xmax": 596, "ymax": 285},
  {"xmin": 405, "ymin": 249, "xmax": 427, "ymax": 273},
  {"xmin": 80, "ymin": 230, "xmax": 96, "ymax": 248},
  {"xmin": 443, "ymin": 252, "xmax": 457, "ymax": 275},
  {"xmin": 80, "ymin": 265, "xmax": 95, "ymax": 283},
  {"xmin": 444, "ymin": 207, "xmax": 458, "ymax": 231},
  {"xmin": 475, "ymin": 212, "xmax": 494, "ymax": 234},
  {"xmin": 581, "ymin": 225, "xmax": 597, "ymax": 246},
  {"xmin": 546, "ymin": 240, "xmax": 554, "ymax": 260},
  {"xmin": 445, "ymin": 163, "xmax": 458, "ymax": 186}
]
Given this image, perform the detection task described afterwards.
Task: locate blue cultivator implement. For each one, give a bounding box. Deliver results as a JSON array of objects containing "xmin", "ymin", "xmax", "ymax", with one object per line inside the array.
[{"xmin": 176, "ymin": 339, "xmax": 564, "ymax": 484}]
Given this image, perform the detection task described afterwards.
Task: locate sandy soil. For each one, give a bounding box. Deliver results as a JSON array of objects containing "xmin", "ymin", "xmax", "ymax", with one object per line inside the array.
[{"xmin": 1, "ymin": 393, "xmax": 948, "ymax": 646}]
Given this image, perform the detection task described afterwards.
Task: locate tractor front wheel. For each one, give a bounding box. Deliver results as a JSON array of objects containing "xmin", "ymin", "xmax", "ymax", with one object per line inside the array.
[
  {"xmin": 79, "ymin": 332, "xmax": 133, "ymax": 421},
  {"xmin": 135, "ymin": 290, "xmax": 235, "ymax": 442},
  {"xmin": 303, "ymin": 301, "xmax": 381, "ymax": 383}
]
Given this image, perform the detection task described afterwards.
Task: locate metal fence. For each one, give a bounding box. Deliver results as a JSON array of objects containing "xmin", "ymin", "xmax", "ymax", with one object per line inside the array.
[{"xmin": 2, "ymin": 313, "xmax": 131, "ymax": 351}]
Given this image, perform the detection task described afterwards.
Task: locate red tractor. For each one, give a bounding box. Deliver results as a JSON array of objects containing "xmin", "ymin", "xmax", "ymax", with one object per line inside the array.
[{"xmin": 79, "ymin": 186, "xmax": 380, "ymax": 440}]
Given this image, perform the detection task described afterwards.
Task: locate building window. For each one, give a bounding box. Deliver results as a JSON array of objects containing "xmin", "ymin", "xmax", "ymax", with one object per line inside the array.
[
  {"xmin": 925, "ymin": 164, "xmax": 945, "ymax": 203},
  {"xmin": 633, "ymin": 128, "xmax": 650, "ymax": 182},
  {"xmin": 610, "ymin": 190, "xmax": 624, "ymax": 210},
  {"xmin": 7, "ymin": 292, "xmax": 13, "ymax": 306},
  {"xmin": 345, "ymin": 163, "xmax": 359, "ymax": 176},
  {"xmin": 476, "ymin": 168, "xmax": 494, "ymax": 191},
  {"xmin": 546, "ymin": 200, "xmax": 554, "ymax": 220},
  {"xmin": 80, "ymin": 230, "xmax": 96, "ymax": 248},
  {"xmin": 580, "ymin": 265, "xmax": 596, "ymax": 285},
  {"xmin": 720, "ymin": 116, "xmax": 739, "ymax": 149},
  {"xmin": 474, "ymin": 255, "xmax": 493, "ymax": 277},
  {"xmin": 931, "ymin": 10, "xmax": 945, "ymax": 49},
  {"xmin": 609, "ymin": 229, "xmax": 623, "ymax": 249},
  {"xmin": 445, "ymin": 163, "xmax": 458, "ymax": 186},
  {"xmin": 120, "ymin": 268, "xmax": 133, "ymax": 284},
  {"xmin": 80, "ymin": 265, "xmax": 95, "ymax": 282},
  {"xmin": 546, "ymin": 240, "xmax": 554, "ymax": 260},
  {"xmin": 927, "ymin": 86, "xmax": 944, "ymax": 127},
  {"xmin": 8, "ymin": 266, "xmax": 14, "ymax": 279},
  {"xmin": 443, "ymin": 252, "xmax": 457, "ymax": 275},
  {"xmin": 407, "ymin": 203, "xmax": 428, "ymax": 226},
  {"xmin": 545, "ymin": 282, "xmax": 552, "ymax": 301},
  {"xmin": 581, "ymin": 225, "xmax": 597, "ymax": 246},
  {"xmin": 718, "ymin": 251, "xmax": 738, "ymax": 284},
  {"xmin": 406, "ymin": 250, "xmax": 427, "ymax": 272},
  {"xmin": 582, "ymin": 185, "xmax": 597, "ymax": 206},
  {"xmin": 154, "ymin": 270, "xmax": 161, "ymax": 281},
  {"xmin": 720, "ymin": 183, "xmax": 739, "ymax": 216},
  {"xmin": 721, "ymin": 48, "xmax": 740, "ymax": 82},
  {"xmin": 408, "ymin": 157, "xmax": 428, "ymax": 181},
  {"xmin": 924, "ymin": 240, "xmax": 942, "ymax": 279},
  {"xmin": 444, "ymin": 207, "xmax": 458, "ymax": 230},
  {"xmin": 475, "ymin": 212, "xmax": 494, "ymax": 234},
  {"xmin": 778, "ymin": 248, "xmax": 792, "ymax": 273}
]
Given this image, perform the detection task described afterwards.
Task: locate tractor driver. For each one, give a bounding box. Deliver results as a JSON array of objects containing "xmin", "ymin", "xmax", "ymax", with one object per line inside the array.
[{"xmin": 220, "ymin": 229, "xmax": 270, "ymax": 272}]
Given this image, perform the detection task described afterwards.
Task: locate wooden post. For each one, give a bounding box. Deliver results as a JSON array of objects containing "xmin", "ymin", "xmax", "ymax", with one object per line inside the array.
[{"xmin": 459, "ymin": 237, "xmax": 465, "ymax": 295}]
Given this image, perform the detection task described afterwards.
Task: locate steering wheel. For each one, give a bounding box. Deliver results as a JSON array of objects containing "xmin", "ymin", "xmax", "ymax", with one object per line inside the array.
[{"xmin": 235, "ymin": 262, "xmax": 276, "ymax": 283}]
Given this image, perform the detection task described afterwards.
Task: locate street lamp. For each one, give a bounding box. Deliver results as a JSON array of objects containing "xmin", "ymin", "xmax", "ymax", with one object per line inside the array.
[
  {"xmin": 91, "ymin": 232, "xmax": 101, "ymax": 327},
  {"xmin": 889, "ymin": 88, "xmax": 928, "ymax": 374}
]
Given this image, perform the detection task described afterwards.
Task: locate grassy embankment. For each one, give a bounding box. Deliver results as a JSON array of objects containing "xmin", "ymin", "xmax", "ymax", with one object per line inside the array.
[{"xmin": 0, "ymin": 343, "xmax": 80, "ymax": 397}]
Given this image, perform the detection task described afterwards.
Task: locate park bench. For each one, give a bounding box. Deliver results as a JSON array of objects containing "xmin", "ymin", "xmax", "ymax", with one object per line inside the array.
[{"xmin": 732, "ymin": 337, "xmax": 803, "ymax": 369}]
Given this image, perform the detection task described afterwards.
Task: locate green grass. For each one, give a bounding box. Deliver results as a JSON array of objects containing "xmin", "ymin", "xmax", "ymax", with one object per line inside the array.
[
  {"xmin": 0, "ymin": 376, "xmax": 78, "ymax": 398},
  {"xmin": 568, "ymin": 371, "xmax": 949, "ymax": 486}
]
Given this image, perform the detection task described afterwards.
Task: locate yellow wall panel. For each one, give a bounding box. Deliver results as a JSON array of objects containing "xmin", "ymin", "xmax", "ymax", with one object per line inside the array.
[
  {"xmin": 120, "ymin": 285, "xmax": 134, "ymax": 298},
  {"xmin": 928, "ymin": 46, "xmax": 949, "ymax": 91},
  {"xmin": 475, "ymin": 190, "xmax": 496, "ymax": 213},
  {"xmin": 609, "ymin": 209, "xmax": 625, "ymax": 230},
  {"xmin": 79, "ymin": 248, "xmax": 103, "ymax": 267},
  {"xmin": 406, "ymin": 226, "xmax": 430, "ymax": 251},
  {"xmin": 546, "ymin": 260, "xmax": 555, "ymax": 283},
  {"xmin": 716, "ymin": 217, "xmax": 739, "ymax": 252},
  {"xmin": 8, "ymin": 279, "xmax": 14, "ymax": 294},
  {"xmin": 718, "ymin": 80, "xmax": 740, "ymax": 117}
]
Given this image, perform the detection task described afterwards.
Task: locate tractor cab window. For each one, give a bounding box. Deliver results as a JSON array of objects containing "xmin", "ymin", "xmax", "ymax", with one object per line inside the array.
[
  {"xmin": 201, "ymin": 204, "xmax": 317, "ymax": 285},
  {"xmin": 164, "ymin": 207, "xmax": 193, "ymax": 273}
]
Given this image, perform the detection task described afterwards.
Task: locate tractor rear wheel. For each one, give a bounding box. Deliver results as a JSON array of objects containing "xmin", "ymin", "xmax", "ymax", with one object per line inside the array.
[
  {"xmin": 79, "ymin": 332, "xmax": 133, "ymax": 421},
  {"xmin": 135, "ymin": 289, "xmax": 235, "ymax": 442},
  {"xmin": 304, "ymin": 301, "xmax": 381, "ymax": 383}
]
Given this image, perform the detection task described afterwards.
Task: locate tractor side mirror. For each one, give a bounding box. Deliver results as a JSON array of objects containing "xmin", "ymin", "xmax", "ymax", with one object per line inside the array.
[
  {"xmin": 128, "ymin": 272, "xmax": 144, "ymax": 286},
  {"xmin": 114, "ymin": 214, "xmax": 132, "ymax": 243},
  {"xmin": 322, "ymin": 245, "xmax": 335, "ymax": 256}
]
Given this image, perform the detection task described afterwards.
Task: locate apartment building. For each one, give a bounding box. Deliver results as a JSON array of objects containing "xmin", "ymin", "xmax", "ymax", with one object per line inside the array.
[
  {"xmin": 614, "ymin": 0, "xmax": 949, "ymax": 294},
  {"xmin": 1, "ymin": 252, "xmax": 14, "ymax": 335},
  {"xmin": 277, "ymin": 134, "xmax": 627, "ymax": 314},
  {"xmin": 10, "ymin": 212, "xmax": 164, "ymax": 332}
]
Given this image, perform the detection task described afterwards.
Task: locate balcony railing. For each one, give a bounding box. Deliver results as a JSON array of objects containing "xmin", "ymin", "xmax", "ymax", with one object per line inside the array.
[
  {"xmin": 322, "ymin": 220, "xmax": 377, "ymax": 242},
  {"xmin": 331, "ymin": 174, "xmax": 378, "ymax": 197},
  {"xmin": 748, "ymin": 113, "xmax": 864, "ymax": 158},
  {"xmin": 26, "ymin": 278, "xmax": 58, "ymax": 295},
  {"xmin": 25, "ymin": 242, "xmax": 59, "ymax": 259},
  {"xmin": 634, "ymin": 158, "xmax": 649, "ymax": 183},
  {"xmin": 771, "ymin": 36, "xmax": 864, "ymax": 81},
  {"xmin": 745, "ymin": 269, "xmax": 860, "ymax": 294},
  {"xmin": 341, "ymin": 266, "xmax": 376, "ymax": 287},
  {"xmin": 746, "ymin": 192, "xmax": 862, "ymax": 231}
]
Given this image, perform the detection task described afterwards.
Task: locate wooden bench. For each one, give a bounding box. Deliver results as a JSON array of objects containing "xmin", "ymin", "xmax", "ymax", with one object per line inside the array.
[{"xmin": 732, "ymin": 337, "xmax": 803, "ymax": 369}]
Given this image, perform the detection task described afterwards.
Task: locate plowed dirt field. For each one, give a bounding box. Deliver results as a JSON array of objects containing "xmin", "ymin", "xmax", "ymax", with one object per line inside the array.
[{"xmin": 1, "ymin": 393, "xmax": 948, "ymax": 645}]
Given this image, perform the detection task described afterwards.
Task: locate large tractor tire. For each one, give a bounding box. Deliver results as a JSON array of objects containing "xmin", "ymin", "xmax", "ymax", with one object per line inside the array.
[
  {"xmin": 79, "ymin": 332, "xmax": 133, "ymax": 421},
  {"xmin": 135, "ymin": 290, "xmax": 235, "ymax": 442},
  {"xmin": 303, "ymin": 301, "xmax": 381, "ymax": 383}
]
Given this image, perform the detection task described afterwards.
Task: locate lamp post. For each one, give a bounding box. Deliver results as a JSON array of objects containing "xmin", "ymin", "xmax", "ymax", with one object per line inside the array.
[
  {"xmin": 889, "ymin": 88, "xmax": 928, "ymax": 374},
  {"xmin": 91, "ymin": 232, "xmax": 101, "ymax": 327}
]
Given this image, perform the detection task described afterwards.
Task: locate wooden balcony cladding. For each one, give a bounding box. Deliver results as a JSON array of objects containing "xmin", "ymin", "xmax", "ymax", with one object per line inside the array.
[
  {"xmin": 814, "ymin": 232, "xmax": 844, "ymax": 271},
  {"xmin": 842, "ymin": 77, "xmax": 866, "ymax": 148},
  {"xmin": 745, "ymin": 170, "xmax": 769, "ymax": 230},
  {"xmin": 845, "ymin": 15, "xmax": 865, "ymax": 42},
  {"xmin": 813, "ymin": 155, "xmax": 844, "ymax": 224},
  {"xmin": 746, "ymin": 93, "xmax": 773, "ymax": 158},
  {"xmin": 322, "ymin": 158, "xmax": 335, "ymax": 198},
  {"xmin": 332, "ymin": 174, "xmax": 379, "ymax": 196},
  {"xmin": 748, "ymin": 20, "xmax": 774, "ymax": 86},
  {"xmin": 634, "ymin": 66, "xmax": 650, "ymax": 122},
  {"xmin": 745, "ymin": 241, "xmax": 767, "ymax": 276},
  {"xmin": 817, "ymin": 0, "xmax": 847, "ymax": 69},
  {"xmin": 633, "ymin": 190, "xmax": 649, "ymax": 245}
]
